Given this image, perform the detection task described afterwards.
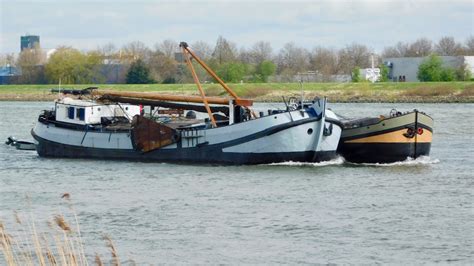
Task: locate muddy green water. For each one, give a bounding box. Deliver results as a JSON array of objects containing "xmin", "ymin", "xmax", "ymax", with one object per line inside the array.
[{"xmin": 0, "ymin": 102, "xmax": 472, "ymax": 264}]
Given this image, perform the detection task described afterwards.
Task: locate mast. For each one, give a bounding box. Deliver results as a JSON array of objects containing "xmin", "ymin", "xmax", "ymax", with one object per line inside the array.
[
  {"xmin": 93, "ymin": 42, "xmax": 254, "ymax": 128},
  {"xmin": 179, "ymin": 42, "xmax": 252, "ymax": 107},
  {"xmin": 180, "ymin": 43, "xmax": 217, "ymax": 127}
]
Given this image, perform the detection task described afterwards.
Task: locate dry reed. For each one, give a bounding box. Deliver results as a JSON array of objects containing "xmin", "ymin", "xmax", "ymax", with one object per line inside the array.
[
  {"xmin": 402, "ymin": 85, "xmax": 457, "ymax": 96},
  {"xmin": 240, "ymin": 87, "xmax": 271, "ymax": 98},
  {"xmin": 104, "ymin": 235, "xmax": 120, "ymax": 266},
  {"xmin": 203, "ymin": 86, "xmax": 223, "ymax": 96},
  {"xmin": 0, "ymin": 195, "xmax": 122, "ymax": 266},
  {"xmin": 458, "ymin": 85, "xmax": 474, "ymax": 96},
  {"xmin": 94, "ymin": 253, "xmax": 103, "ymax": 266}
]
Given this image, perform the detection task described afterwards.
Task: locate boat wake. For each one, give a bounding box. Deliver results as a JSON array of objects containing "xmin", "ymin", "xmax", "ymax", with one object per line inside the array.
[
  {"xmin": 267, "ymin": 156, "xmax": 345, "ymax": 167},
  {"xmin": 355, "ymin": 156, "xmax": 440, "ymax": 167},
  {"xmin": 266, "ymin": 156, "xmax": 439, "ymax": 168}
]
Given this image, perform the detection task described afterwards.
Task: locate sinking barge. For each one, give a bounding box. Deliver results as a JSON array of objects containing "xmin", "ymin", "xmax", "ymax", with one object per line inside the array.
[
  {"xmin": 337, "ymin": 109, "xmax": 433, "ymax": 163},
  {"xmin": 31, "ymin": 42, "xmax": 342, "ymax": 165}
]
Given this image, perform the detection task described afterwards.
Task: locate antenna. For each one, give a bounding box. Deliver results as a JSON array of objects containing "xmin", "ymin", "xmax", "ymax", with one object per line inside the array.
[
  {"xmin": 297, "ymin": 71, "xmax": 316, "ymax": 109},
  {"xmin": 58, "ymin": 78, "xmax": 61, "ymax": 95},
  {"xmin": 300, "ymin": 73, "xmax": 304, "ymax": 110}
]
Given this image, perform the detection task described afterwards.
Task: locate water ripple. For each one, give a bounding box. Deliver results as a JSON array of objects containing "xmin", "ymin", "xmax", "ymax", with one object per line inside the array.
[{"xmin": 0, "ymin": 102, "xmax": 473, "ymax": 264}]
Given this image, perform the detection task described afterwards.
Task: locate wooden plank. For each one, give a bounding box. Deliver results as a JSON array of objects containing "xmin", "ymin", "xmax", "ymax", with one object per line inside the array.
[{"xmin": 94, "ymin": 90, "xmax": 231, "ymax": 105}]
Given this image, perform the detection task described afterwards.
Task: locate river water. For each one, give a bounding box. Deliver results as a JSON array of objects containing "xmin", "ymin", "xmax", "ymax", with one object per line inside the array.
[{"xmin": 0, "ymin": 101, "xmax": 472, "ymax": 264}]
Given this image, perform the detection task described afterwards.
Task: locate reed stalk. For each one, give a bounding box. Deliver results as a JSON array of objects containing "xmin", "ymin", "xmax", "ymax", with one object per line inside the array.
[{"xmin": 0, "ymin": 196, "xmax": 122, "ymax": 266}]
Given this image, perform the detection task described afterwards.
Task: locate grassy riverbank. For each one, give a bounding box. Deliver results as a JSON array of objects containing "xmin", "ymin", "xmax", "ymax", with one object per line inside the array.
[{"xmin": 0, "ymin": 82, "xmax": 473, "ymax": 103}]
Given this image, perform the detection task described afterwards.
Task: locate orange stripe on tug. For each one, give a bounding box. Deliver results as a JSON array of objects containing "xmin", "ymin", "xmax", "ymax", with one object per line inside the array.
[{"xmin": 346, "ymin": 128, "xmax": 432, "ymax": 143}]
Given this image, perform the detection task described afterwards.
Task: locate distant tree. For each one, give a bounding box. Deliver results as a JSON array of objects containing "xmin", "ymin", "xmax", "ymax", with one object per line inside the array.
[
  {"xmin": 162, "ymin": 77, "xmax": 176, "ymax": 84},
  {"xmin": 190, "ymin": 41, "xmax": 213, "ymax": 60},
  {"xmin": 174, "ymin": 64, "xmax": 193, "ymax": 83},
  {"xmin": 338, "ymin": 43, "xmax": 371, "ymax": 74},
  {"xmin": 417, "ymin": 54, "xmax": 443, "ymax": 81},
  {"xmin": 126, "ymin": 59, "xmax": 154, "ymax": 84},
  {"xmin": 250, "ymin": 41, "xmax": 273, "ymax": 64},
  {"xmin": 16, "ymin": 47, "xmax": 46, "ymax": 84},
  {"xmin": 212, "ymin": 36, "xmax": 237, "ymax": 64},
  {"xmin": 254, "ymin": 60, "xmax": 276, "ymax": 82},
  {"xmin": 378, "ymin": 64, "xmax": 389, "ymax": 82},
  {"xmin": 97, "ymin": 43, "xmax": 117, "ymax": 57},
  {"xmin": 435, "ymin": 36, "xmax": 463, "ymax": 56},
  {"xmin": 148, "ymin": 50, "xmax": 178, "ymax": 83},
  {"xmin": 440, "ymin": 67, "xmax": 456, "ymax": 81},
  {"xmin": 0, "ymin": 53, "xmax": 16, "ymax": 66},
  {"xmin": 216, "ymin": 62, "xmax": 247, "ymax": 83},
  {"xmin": 310, "ymin": 46, "xmax": 340, "ymax": 80},
  {"xmin": 121, "ymin": 41, "xmax": 151, "ymax": 63},
  {"xmin": 455, "ymin": 63, "xmax": 472, "ymax": 81},
  {"xmin": 45, "ymin": 47, "xmax": 103, "ymax": 84},
  {"xmin": 155, "ymin": 39, "xmax": 177, "ymax": 59},
  {"xmin": 94, "ymin": 43, "xmax": 128, "ymax": 83},
  {"xmin": 406, "ymin": 38, "xmax": 432, "ymax": 57},
  {"xmin": 465, "ymin": 36, "xmax": 474, "ymax": 55},
  {"xmin": 276, "ymin": 42, "xmax": 309, "ymax": 75},
  {"xmin": 382, "ymin": 42, "xmax": 410, "ymax": 58},
  {"xmin": 382, "ymin": 46, "xmax": 399, "ymax": 58},
  {"xmin": 238, "ymin": 47, "xmax": 253, "ymax": 64},
  {"xmin": 351, "ymin": 67, "xmax": 361, "ymax": 82}
]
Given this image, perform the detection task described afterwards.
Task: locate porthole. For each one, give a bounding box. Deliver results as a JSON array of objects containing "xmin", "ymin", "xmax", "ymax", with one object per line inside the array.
[{"xmin": 307, "ymin": 128, "xmax": 313, "ymax": 135}]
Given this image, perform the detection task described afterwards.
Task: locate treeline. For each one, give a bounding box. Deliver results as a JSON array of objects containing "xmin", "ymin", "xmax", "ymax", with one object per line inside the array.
[{"xmin": 2, "ymin": 35, "xmax": 474, "ymax": 84}]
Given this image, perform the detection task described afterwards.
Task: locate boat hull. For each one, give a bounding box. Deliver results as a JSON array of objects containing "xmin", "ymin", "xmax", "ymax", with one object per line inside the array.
[
  {"xmin": 32, "ymin": 129, "xmax": 336, "ymax": 165},
  {"xmin": 338, "ymin": 111, "xmax": 433, "ymax": 163},
  {"xmin": 32, "ymin": 108, "xmax": 341, "ymax": 165},
  {"xmin": 338, "ymin": 142, "xmax": 431, "ymax": 164}
]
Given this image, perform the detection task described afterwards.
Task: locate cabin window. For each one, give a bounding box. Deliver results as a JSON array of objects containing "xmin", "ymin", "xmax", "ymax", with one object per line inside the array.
[
  {"xmin": 77, "ymin": 108, "xmax": 85, "ymax": 121},
  {"xmin": 67, "ymin": 107, "xmax": 75, "ymax": 119}
]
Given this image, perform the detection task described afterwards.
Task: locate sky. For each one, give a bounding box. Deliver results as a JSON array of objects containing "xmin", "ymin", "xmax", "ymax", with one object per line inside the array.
[{"xmin": 0, "ymin": 0, "xmax": 473, "ymax": 54}]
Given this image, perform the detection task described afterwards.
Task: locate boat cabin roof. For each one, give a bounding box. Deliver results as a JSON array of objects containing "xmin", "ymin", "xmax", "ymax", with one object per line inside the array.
[{"xmin": 57, "ymin": 97, "xmax": 103, "ymax": 107}]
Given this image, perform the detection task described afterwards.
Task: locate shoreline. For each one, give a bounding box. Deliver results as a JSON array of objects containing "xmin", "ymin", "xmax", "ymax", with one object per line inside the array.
[
  {"xmin": 1, "ymin": 93, "xmax": 473, "ymax": 103},
  {"xmin": 1, "ymin": 82, "xmax": 473, "ymax": 103}
]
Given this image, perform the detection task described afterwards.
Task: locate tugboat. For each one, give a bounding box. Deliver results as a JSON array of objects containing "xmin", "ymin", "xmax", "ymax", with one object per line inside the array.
[
  {"xmin": 337, "ymin": 109, "xmax": 433, "ymax": 163},
  {"xmin": 31, "ymin": 42, "xmax": 342, "ymax": 165}
]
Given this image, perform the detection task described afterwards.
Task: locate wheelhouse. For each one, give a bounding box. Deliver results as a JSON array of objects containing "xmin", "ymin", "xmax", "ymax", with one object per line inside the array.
[{"xmin": 54, "ymin": 97, "xmax": 140, "ymax": 125}]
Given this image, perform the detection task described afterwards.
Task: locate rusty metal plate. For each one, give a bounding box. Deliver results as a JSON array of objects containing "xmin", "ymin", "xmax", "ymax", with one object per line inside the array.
[{"xmin": 131, "ymin": 115, "xmax": 179, "ymax": 152}]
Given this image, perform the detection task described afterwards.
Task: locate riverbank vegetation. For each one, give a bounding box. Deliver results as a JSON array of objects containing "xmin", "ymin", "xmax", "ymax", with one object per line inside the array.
[
  {"xmin": 0, "ymin": 82, "xmax": 473, "ymax": 103},
  {"xmin": 2, "ymin": 36, "xmax": 473, "ymax": 85}
]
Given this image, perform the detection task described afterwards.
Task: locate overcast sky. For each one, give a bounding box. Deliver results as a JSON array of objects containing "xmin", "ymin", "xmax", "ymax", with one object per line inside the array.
[{"xmin": 0, "ymin": 0, "xmax": 473, "ymax": 54}]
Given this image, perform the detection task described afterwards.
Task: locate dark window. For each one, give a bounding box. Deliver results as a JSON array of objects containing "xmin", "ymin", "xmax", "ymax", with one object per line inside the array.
[
  {"xmin": 67, "ymin": 107, "xmax": 75, "ymax": 119},
  {"xmin": 77, "ymin": 108, "xmax": 85, "ymax": 121}
]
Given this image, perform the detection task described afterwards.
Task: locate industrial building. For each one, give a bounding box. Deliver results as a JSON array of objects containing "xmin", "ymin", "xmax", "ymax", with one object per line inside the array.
[
  {"xmin": 0, "ymin": 66, "xmax": 21, "ymax": 84},
  {"xmin": 21, "ymin": 35, "xmax": 40, "ymax": 51},
  {"xmin": 383, "ymin": 56, "xmax": 474, "ymax": 82}
]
